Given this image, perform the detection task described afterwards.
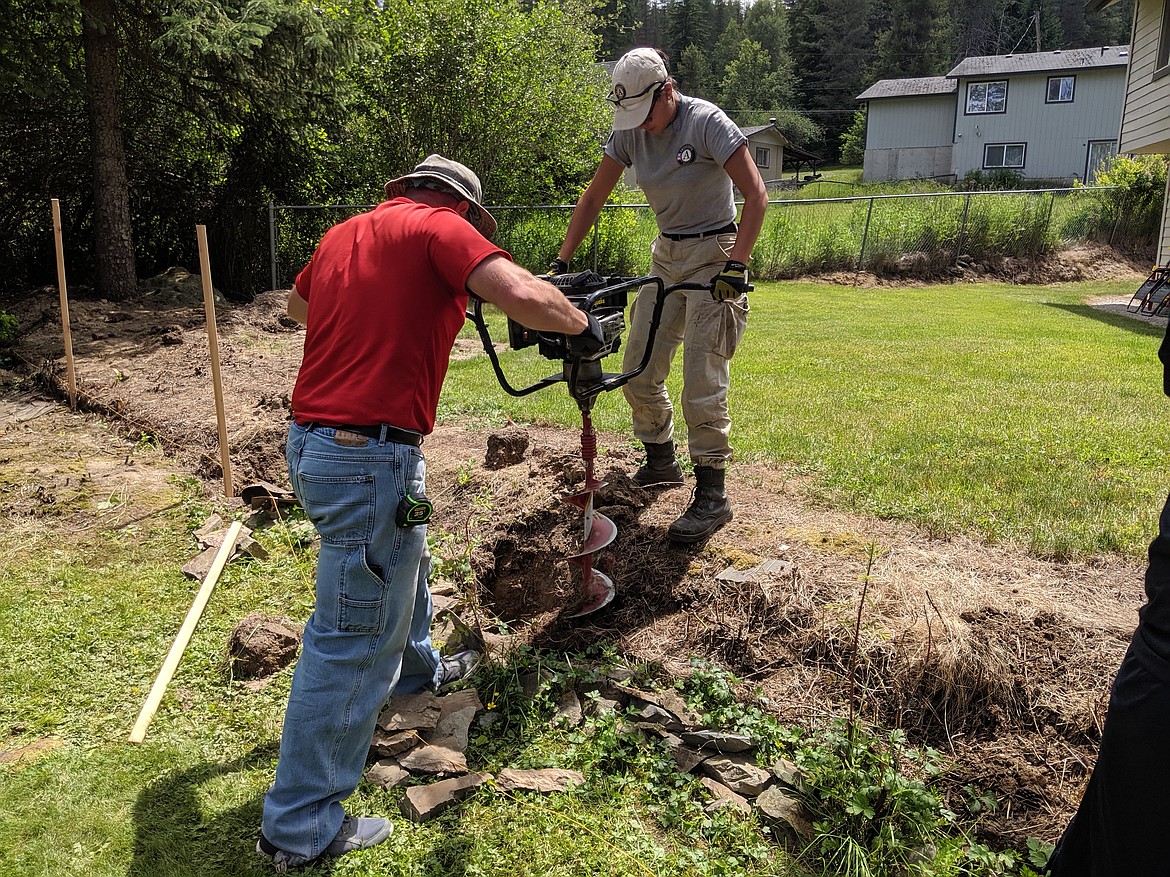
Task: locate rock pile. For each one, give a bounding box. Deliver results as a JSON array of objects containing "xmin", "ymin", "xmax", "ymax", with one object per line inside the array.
[{"xmin": 366, "ymin": 669, "xmax": 815, "ymax": 847}]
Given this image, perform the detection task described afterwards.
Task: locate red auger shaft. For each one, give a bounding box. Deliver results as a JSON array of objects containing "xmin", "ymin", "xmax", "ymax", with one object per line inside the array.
[{"xmin": 563, "ymin": 406, "xmax": 616, "ymax": 617}]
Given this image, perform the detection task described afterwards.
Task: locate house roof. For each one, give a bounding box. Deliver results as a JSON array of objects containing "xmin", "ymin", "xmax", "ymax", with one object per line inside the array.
[
  {"xmin": 856, "ymin": 77, "xmax": 957, "ymax": 101},
  {"xmin": 947, "ymin": 45, "xmax": 1129, "ymax": 78},
  {"xmin": 739, "ymin": 121, "xmax": 790, "ymax": 146},
  {"xmin": 1084, "ymin": 0, "xmax": 1120, "ymax": 10}
]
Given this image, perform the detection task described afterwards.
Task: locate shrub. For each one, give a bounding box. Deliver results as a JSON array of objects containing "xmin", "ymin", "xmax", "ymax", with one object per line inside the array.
[
  {"xmin": 958, "ymin": 169, "xmax": 1025, "ymax": 191},
  {"xmin": 0, "ymin": 309, "xmax": 17, "ymax": 363},
  {"xmin": 1060, "ymin": 154, "xmax": 1167, "ymax": 249}
]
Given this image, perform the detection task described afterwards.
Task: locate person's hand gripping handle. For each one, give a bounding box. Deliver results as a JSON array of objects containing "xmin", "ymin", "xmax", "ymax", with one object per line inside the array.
[{"xmin": 711, "ymin": 259, "xmax": 748, "ymax": 301}]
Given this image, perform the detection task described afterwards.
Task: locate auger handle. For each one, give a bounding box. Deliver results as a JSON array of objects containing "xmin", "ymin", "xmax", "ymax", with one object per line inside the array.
[
  {"xmin": 467, "ymin": 274, "xmax": 753, "ymax": 400},
  {"xmin": 467, "ymin": 295, "xmax": 561, "ymax": 397},
  {"xmin": 563, "ymin": 277, "xmax": 753, "ymax": 401}
]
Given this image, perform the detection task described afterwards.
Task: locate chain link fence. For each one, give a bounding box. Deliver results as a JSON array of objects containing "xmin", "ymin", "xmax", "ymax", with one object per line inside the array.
[{"xmin": 265, "ymin": 185, "xmax": 1156, "ymax": 291}]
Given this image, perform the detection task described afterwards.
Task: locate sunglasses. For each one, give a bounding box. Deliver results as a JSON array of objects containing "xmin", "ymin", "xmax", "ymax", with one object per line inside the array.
[{"xmin": 607, "ymin": 80, "xmax": 665, "ymax": 109}]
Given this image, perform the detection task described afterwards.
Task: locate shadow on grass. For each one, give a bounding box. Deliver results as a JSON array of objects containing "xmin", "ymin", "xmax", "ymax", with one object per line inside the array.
[
  {"xmin": 1045, "ymin": 302, "xmax": 1167, "ymax": 338},
  {"xmin": 127, "ymin": 744, "xmax": 289, "ymax": 877}
]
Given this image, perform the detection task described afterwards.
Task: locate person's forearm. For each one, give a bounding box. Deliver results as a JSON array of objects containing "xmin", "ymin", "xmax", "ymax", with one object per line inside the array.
[
  {"xmin": 730, "ymin": 193, "xmax": 766, "ymax": 265},
  {"xmin": 468, "ymin": 255, "xmax": 587, "ymax": 334},
  {"xmin": 505, "ymin": 275, "xmax": 589, "ymax": 334},
  {"xmin": 558, "ymin": 190, "xmax": 606, "ymax": 263}
]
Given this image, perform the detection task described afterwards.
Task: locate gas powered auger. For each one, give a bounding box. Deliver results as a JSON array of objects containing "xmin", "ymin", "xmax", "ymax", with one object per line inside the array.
[{"xmin": 467, "ymin": 270, "xmax": 740, "ymax": 619}]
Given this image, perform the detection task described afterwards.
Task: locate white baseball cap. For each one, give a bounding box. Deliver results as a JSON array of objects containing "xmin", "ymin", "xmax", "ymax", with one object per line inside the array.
[{"xmin": 608, "ymin": 48, "xmax": 668, "ymax": 131}]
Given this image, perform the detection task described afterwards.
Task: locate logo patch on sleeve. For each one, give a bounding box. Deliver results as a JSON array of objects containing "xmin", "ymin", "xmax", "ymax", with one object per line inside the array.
[{"xmin": 676, "ymin": 145, "xmax": 696, "ymax": 165}]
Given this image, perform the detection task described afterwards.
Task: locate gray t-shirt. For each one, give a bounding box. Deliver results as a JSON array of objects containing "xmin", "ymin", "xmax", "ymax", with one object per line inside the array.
[{"xmin": 605, "ymin": 93, "xmax": 746, "ymax": 235}]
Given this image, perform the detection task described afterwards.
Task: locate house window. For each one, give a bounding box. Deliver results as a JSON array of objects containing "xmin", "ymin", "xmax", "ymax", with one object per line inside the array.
[
  {"xmin": 984, "ymin": 143, "xmax": 1026, "ymax": 169},
  {"xmin": 966, "ymin": 80, "xmax": 1007, "ymax": 114},
  {"xmin": 1046, "ymin": 75, "xmax": 1075, "ymax": 102},
  {"xmin": 755, "ymin": 147, "xmax": 770, "ymax": 169},
  {"xmin": 1159, "ymin": 0, "xmax": 1170, "ymax": 73}
]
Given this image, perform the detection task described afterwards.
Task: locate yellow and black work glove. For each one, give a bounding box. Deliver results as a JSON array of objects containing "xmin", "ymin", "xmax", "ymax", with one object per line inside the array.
[
  {"xmin": 548, "ymin": 257, "xmax": 568, "ymax": 276},
  {"xmin": 711, "ymin": 259, "xmax": 748, "ymax": 301},
  {"xmin": 567, "ymin": 311, "xmax": 607, "ymax": 356}
]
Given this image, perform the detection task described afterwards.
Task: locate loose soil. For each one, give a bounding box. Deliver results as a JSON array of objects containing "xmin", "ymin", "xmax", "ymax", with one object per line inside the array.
[{"xmin": 1, "ymin": 254, "xmax": 1155, "ymax": 850}]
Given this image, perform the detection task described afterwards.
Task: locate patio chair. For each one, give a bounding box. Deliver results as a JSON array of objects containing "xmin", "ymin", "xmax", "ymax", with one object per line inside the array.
[{"xmin": 1126, "ymin": 264, "xmax": 1170, "ymax": 314}]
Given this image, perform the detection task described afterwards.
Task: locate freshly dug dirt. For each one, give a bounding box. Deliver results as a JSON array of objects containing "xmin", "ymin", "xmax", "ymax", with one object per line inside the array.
[{"xmin": 1, "ymin": 267, "xmax": 1154, "ymax": 849}]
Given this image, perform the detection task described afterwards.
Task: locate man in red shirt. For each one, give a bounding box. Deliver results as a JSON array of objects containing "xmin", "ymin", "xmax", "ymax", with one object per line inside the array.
[{"xmin": 258, "ymin": 155, "xmax": 602, "ymax": 871}]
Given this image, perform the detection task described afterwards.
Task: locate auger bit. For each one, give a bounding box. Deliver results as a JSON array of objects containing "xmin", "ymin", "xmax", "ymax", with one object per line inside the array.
[{"xmin": 467, "ymin": 272, "xmax": 669, "ymax": 618}]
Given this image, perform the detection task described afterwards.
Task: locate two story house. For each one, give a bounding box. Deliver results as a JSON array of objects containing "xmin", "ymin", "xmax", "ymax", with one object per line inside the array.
[
  {"xmin": 1088, "ymin": 0, "xmax": 1170, "ymax": 263},
  {"xmin": 858, "ymin": 46, "xmax": 1129, "ymax": 184}
]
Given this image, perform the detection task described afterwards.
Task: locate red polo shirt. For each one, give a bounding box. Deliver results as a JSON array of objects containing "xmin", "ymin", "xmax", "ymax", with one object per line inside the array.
[{"xmin": 291, "ymin": 198, "xmax": 506, "ymax": 434}]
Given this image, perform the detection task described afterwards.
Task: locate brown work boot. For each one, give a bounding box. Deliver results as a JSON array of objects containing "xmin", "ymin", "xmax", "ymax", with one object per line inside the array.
[
  {"xmin": 667, "ymin": 466, "xmax": 732, "ymax": 543},
  {"xmin": 633, "ymin": 441, "xmax": 684, "ymax": 487}
]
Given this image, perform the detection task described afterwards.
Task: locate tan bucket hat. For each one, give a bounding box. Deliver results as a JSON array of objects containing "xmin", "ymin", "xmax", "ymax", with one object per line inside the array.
[{"xmin": 383, "ymin": 154, "xmax": 497, "ymax": 239}]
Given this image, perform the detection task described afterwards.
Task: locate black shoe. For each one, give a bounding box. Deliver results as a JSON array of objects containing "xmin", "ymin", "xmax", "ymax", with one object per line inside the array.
[
  {"xmin": 633, "ymin": 441, "xmax": 684, "ymax": 487},
  {"xmin": 437, "ymin": 649, "xmax": 481, "ymax": 692},
  {"xmin": 257, "ymin": 815, "xmax": 393, "ymax": 871},
  {"xmin": 667, "ymin": 466, "xmax": 732, "ymax": 543}
]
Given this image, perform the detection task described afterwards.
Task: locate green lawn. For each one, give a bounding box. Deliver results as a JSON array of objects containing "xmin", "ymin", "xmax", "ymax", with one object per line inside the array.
[
  {"xmin": 445, "ymin": 278, "xmax": 1168, "ymax": 558},
  {"xmin": 2, "ymin": 277, "xmax": 1154, "ymax": 877}
]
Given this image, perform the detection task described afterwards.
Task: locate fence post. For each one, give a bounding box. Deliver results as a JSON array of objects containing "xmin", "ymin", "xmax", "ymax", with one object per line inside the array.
[
  {"xmin": 856, "ymin": 197, "xmax": 875, "ymax": 273},
  {"xmin": 268, "ymin": 201, "xmax": 278, "ymax": 291},
  {"xmin": 954, "ymin": 192, "xmax": 972, "ymax": 266},
  {"xmin": 1042, "ymin": 190, "xmax": 1057, "ymax": 253}
]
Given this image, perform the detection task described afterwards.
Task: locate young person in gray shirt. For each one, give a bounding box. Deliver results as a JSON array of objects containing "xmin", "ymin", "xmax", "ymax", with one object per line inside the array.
[{"xmin": 551, "ymin": 47, "xmax": 768, "ymax": 543}]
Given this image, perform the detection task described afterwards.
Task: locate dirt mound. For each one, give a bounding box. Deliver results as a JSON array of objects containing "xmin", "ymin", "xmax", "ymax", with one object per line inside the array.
[
  {"xmin": 2, "ymin": 270, "xmax": 1150, "ymax": 848},
  {"xmin": 815, "ymin": 241, "xmax": 1149, "ymax": 287}
]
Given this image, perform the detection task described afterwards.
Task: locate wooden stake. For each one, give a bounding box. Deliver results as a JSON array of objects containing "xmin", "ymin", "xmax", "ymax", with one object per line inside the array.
[
  {"xmin": 50, "ymin": 199, "xmax": 78, "ymax": 409},
  {"xmin": 128, "ymin": 520, "xmax": 243, "ymax": 744},
  {"xmin": 196, "ymin": 225, "xmax": 234, "ymax": 498}
]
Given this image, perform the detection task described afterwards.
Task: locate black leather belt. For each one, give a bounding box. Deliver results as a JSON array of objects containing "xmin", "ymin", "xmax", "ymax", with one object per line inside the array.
[
  {"xmin": 661, "ymin": 222, "xmax": 737, "ymax": 241},
  {"xmin": 303, "ymin": 422, "xmax": 423, "ymax": 446}
]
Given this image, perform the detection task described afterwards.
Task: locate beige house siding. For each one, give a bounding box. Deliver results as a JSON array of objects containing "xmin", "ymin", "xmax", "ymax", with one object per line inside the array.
[
  {"xmin": 1120, "ymin": 0, "xmax": 1170, "ymax": 154},
  {"xmin": 1162, "ymin": 173, "xmax": 1170, "ymax": 263},
  {"xmin": 745, "ymin": 129, "xmax": 787, "ymax": 184}
]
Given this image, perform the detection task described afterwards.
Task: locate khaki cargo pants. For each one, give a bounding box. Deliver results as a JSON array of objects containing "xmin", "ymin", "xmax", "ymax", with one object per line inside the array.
[{"xmin": 621, "ymin": 231, "xmax": 749, "ymax": 469}]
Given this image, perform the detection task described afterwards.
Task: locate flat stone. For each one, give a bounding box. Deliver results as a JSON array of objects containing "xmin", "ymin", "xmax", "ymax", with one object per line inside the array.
[
  {"xmin": 398, "ymin": 741, "xmax": 468, "ymax": 775},
  {"xmin": 496, "ymin": 768, "xmax": 584, "ymax": 793},
  {"xmin": 401, "ymin": 772, "xmax": 492, "ymax": 821},
  {"xmin": 663, "ymin": 735, "xmax": 708, "ymax": 773},
  {"xmin": 755, "ymin": 787, "xmax": 815, "ymax": 849},
  {"xmin": 714, "ymin": 558, "xmax": 794, "ymax": 584},
  {"xmin": 681, "ymin": 730, "xmax": 755, "ymax": 753},
  {"xmin": 584, "ymin": 695, "xmax": 621, "ymax": 717},
  {"xmin": 769, "ymin": 757, "xmax": 803, "ymax": 791},
  {"xmin": 370, "ymin": 728, "xmax": 425, "ymax": 757},
  {"xmin": 633, "ymin": 703, "xmax": 677, "ymax": 727},
  {"xmin": 700, "ymin": 776, "xmax": 751, "ymax": 813},
  {"xmin": 378, "ymin": 691, "xmax": 441, "ymax": 732},
  {"xmin": 429, "ymin": 706, "xmax": 477, "ymax": 751},
  {"xmin": 437, "ymin": 688, "xmax": 484, "ymax": 719},
  {"xmin": 553, "ymin": 690, "xmax": 583, "ymax": 727},
  {"xmin": 702, "ymin": 754, "xmax": 772, "ymax": 797},
  {"xmin": 366, "ymin": 758, "xmax": 410, "ymax": 789},
  {"xmin": 609, "ymin": 682, "xmax": 700, "ymax": 726}
]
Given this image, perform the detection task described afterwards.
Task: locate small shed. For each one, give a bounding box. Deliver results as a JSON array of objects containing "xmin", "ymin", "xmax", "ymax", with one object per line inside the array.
[{"xmin": 741, "ymin": 119, "xmax": 789, "ymax": 186}]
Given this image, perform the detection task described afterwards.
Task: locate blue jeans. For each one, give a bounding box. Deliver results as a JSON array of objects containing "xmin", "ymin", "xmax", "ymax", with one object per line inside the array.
[{"xmin": 260, "ymin": 422, "xmax": 440, "ymax": 858}]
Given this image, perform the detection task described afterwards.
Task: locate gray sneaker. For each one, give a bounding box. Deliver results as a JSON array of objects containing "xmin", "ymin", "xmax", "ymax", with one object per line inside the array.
[
  {"xmin": 257, "ymin": 815, "xmax": 393, "ymax": 872},
  {"xmin": 437, "ymin": 649, "xmax": 481, "ymax": 692}
]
